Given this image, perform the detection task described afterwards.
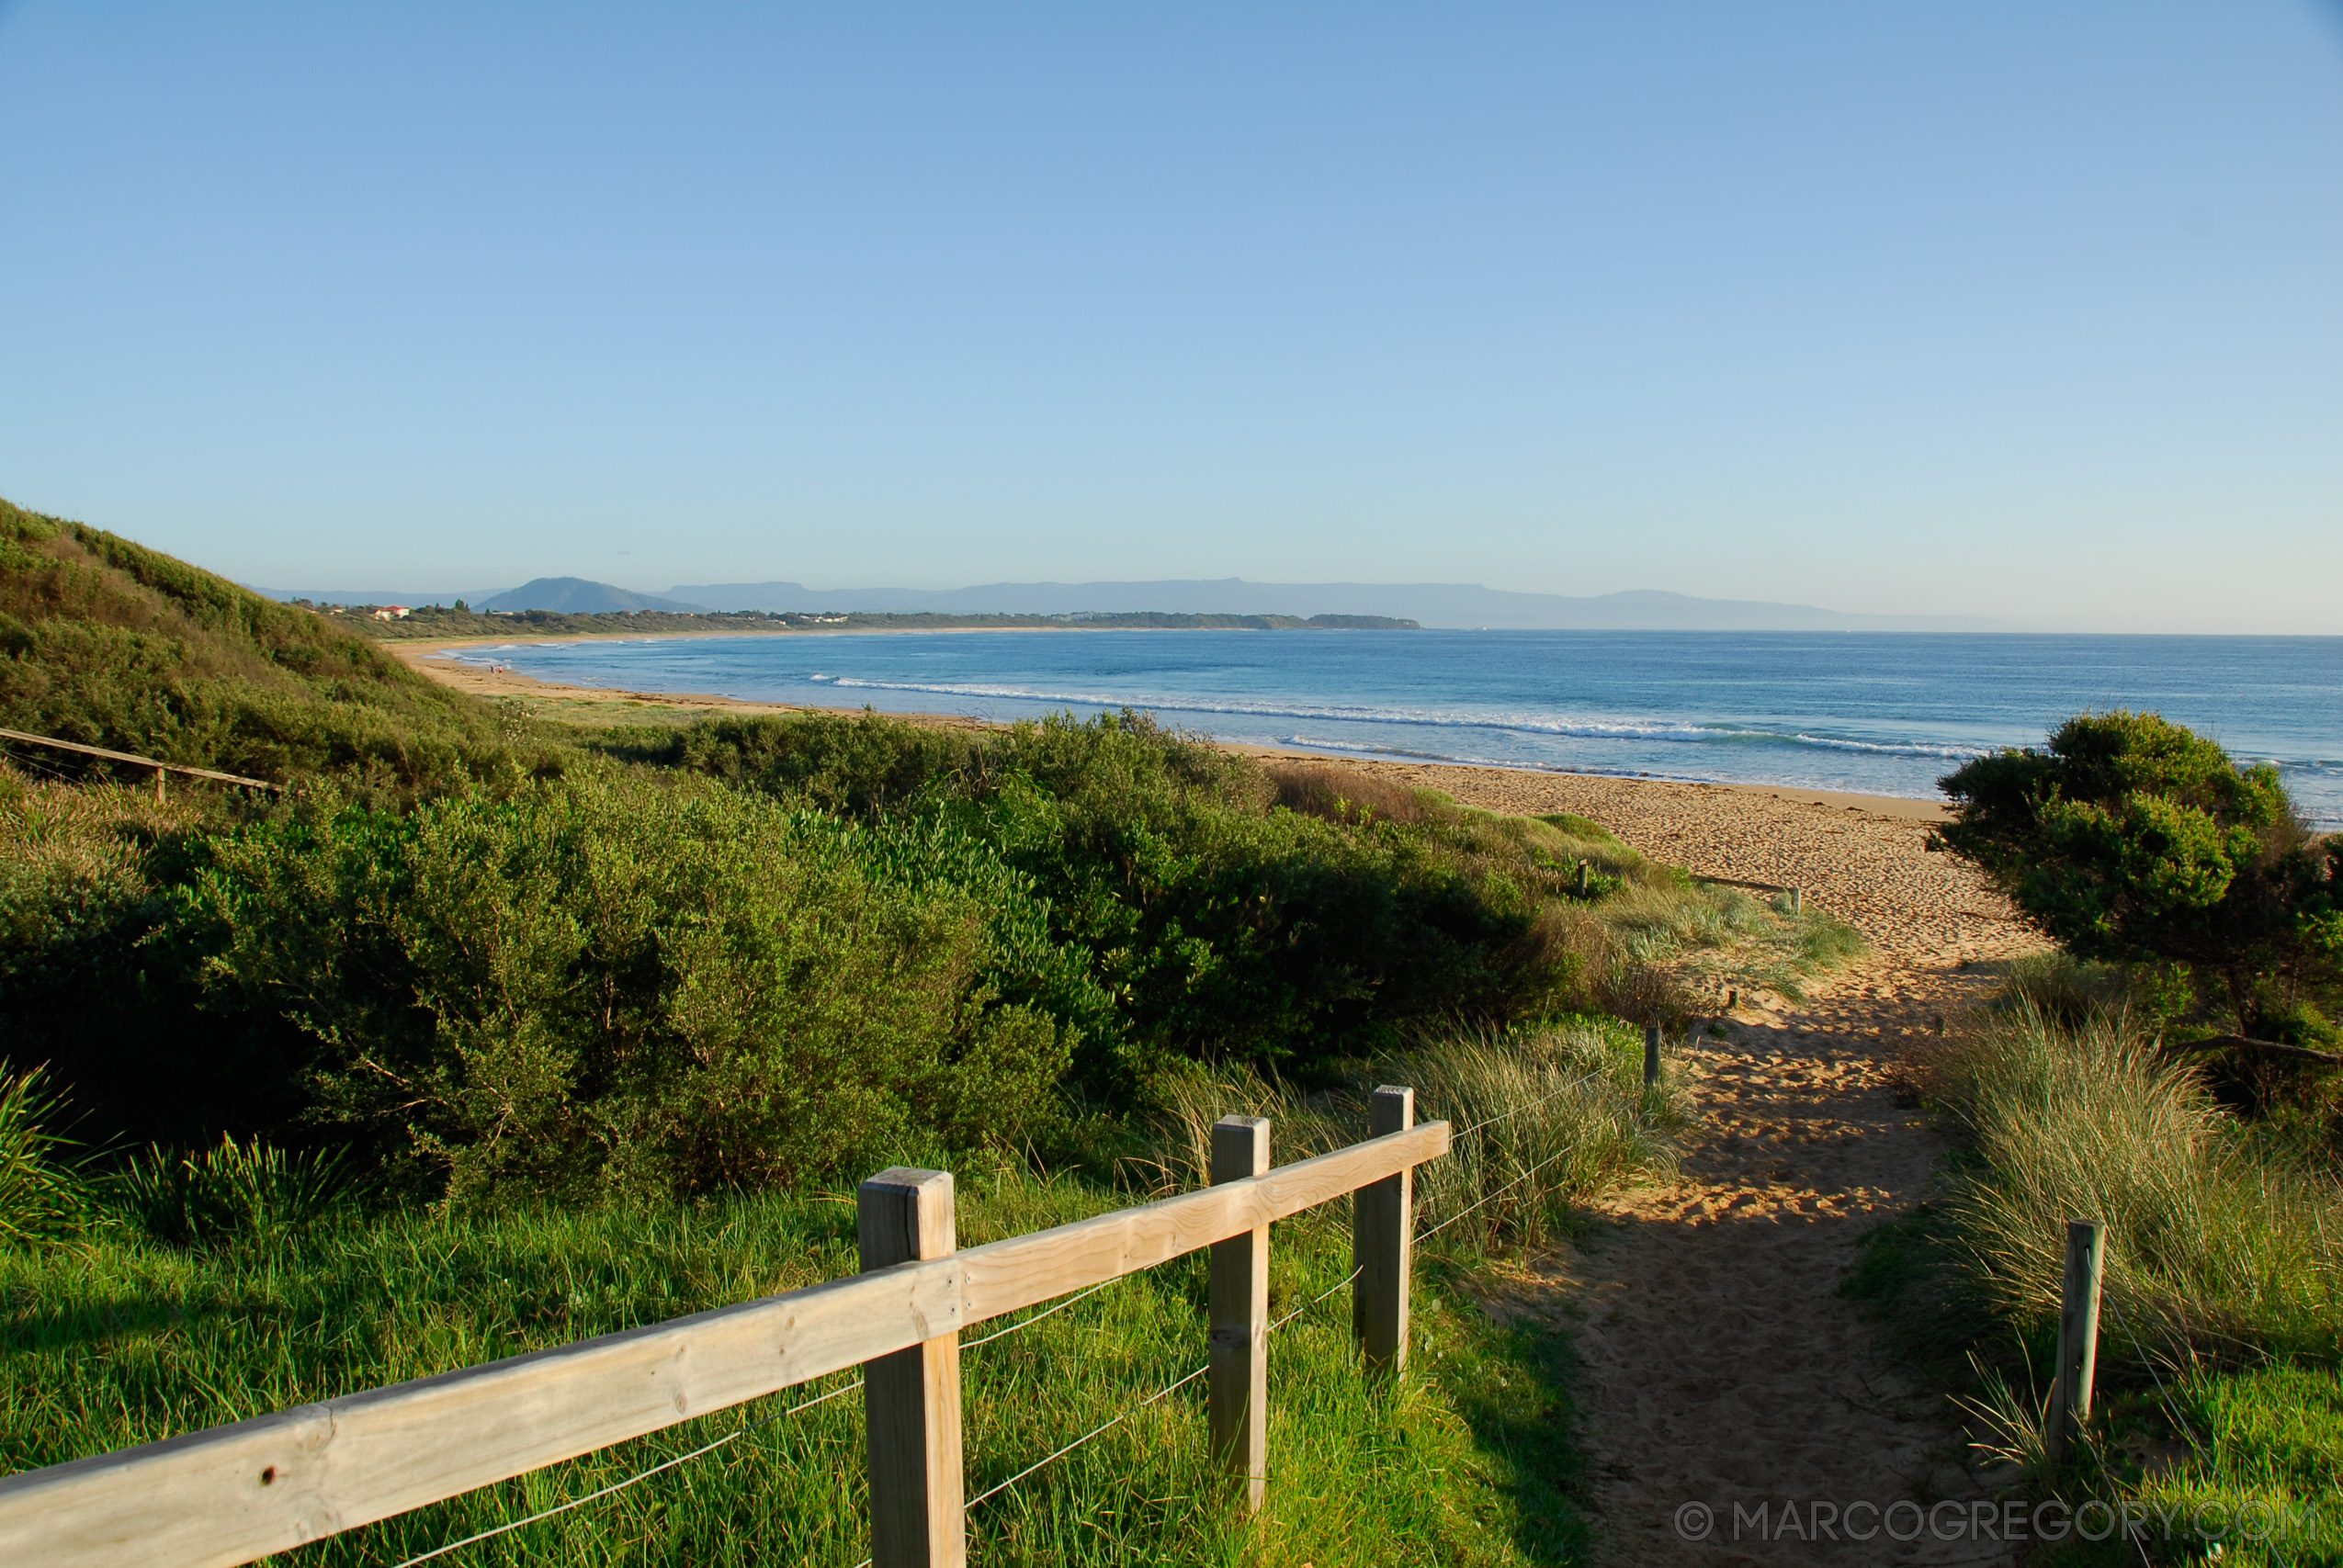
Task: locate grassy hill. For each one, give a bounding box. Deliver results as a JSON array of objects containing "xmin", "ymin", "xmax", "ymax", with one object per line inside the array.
[{"xmin": 0, "ymin": 497, "xmax": 508, "ymax": 793}]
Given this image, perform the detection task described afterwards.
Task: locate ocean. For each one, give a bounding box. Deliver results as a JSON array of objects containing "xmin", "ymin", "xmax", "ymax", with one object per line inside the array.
[{"xmin": 446, "ymin": 630, "xmax": 2343, "ymax": 828}]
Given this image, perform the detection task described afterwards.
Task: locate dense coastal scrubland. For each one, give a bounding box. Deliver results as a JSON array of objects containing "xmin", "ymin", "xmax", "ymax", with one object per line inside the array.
[
  {"xmin": 6, "ymin": 495, "xmax": 2339, "ymax": 1564},
  {"xmin": 1, "ymin": 498, "xmax": 1862, "ymax": 1562}
]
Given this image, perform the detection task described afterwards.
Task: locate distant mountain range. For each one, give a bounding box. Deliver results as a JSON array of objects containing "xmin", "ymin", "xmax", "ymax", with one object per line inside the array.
[
  {"xmin": 669, "ymin": 578, "xmax": 2008, "ymax": 631},
  {"xmin": 260, "ymin": 575, "xmax": 2010, "ymax": 631}
]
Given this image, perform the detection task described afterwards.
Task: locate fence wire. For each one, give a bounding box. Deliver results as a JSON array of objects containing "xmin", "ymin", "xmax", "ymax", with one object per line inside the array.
[
  {"xmin": 1270, "ymin": 1265, "xmax": 1362, "ymax": 1335},
  {"xmin": 967, "ymin": 1359, "xmax": 1211, "ymax": 1512},
  {"xmin": 1445, "ymin": 1072, "xmax": 1602, "ymax": 1142},
  {"xmin": 387, "ymin": 1376, "xmax": 863, "ymax": 1568},
  {"xmin": 0, "ymin": 741, "xmax": 81, "ymax": 786},
  {"xmin": 382, "ymin": 1122, "xmax": 1504, "ymax": 1565},
  {"xmin": 392, "ymin": 1274, "xmax": 1130, "ymax": 1563},
  {"xmin": 960, "ymin": 1279, "xmax": 1116, "ymax": 1351},
  {"xmin": 1413, "ymin": 1138, "xmax": 1582, "ymax": 1247}
]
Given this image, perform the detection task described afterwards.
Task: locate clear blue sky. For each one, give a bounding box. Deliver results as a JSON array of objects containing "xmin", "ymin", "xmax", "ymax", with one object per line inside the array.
[{"xmin": 2, "ymin": 3, "xmax": 2337, "ymax": 631}]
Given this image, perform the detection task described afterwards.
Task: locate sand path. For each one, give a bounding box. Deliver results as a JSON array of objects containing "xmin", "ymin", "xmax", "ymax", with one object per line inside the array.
[{"xmin": 1351, "ymin": 764, "xmax": 2043, "ymax": 1564}]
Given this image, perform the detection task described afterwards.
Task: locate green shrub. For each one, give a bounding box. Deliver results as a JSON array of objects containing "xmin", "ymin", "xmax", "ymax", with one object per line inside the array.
[
  {"xmin": 179, "ymin": 769, "xmax": 1106, "ymax": 1201},
  {"xmin": 1941, "ymin": 711, "xmax": 2342, "ymax": 1036},
  {"xmin": 589, "ymin": 708, "xmax": 983, "ymax": 818},
  {"xmin": 0, "ymin": 773, "xmax": 323, "ymax": 1152},
  {"xmin": 651, "ymin": 709, "xmax": 1602, "ymax": 1076}
]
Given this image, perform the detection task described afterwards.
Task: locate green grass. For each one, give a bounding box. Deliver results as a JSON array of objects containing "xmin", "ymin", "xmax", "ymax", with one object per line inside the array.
[
  {"xmin": 1, "ymin": 1168, "xmax": 1593, "ymax": 1566},
  {"xmin": 2015, "ymin": 1364, "xmax": 2343, "ymax": 1566},
  {"xmin": 0, "ymin": 1011, "xmax": 1678, "ymax": 1563}
]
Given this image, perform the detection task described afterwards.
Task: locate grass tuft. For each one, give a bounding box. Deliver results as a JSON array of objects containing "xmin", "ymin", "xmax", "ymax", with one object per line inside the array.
[
  {"xmin": 112, "ymin": 1135, "xmax": 361, "ymax": 1248},
  {"xmin": 1938, "ymin": 1002, "xmax": 2342, "ymax": 1364},
  {"xmin": 0, "ymin": 1066, "xmax": 93, "ymax": 1248}
]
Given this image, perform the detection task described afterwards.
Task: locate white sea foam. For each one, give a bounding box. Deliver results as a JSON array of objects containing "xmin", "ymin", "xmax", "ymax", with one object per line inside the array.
[
  {"xmin": 1789, "ymin": 733, "xmax": 1989, "ymax": 761},
  {"xmin": 806, "ymin": 675, "xmax": 1999, "ymax": 762},
  {"xmin": 814, "ymin": 675, "xmax": 1758, "ymax": 742}
]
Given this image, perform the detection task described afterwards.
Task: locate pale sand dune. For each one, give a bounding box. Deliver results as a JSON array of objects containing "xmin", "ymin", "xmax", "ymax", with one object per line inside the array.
[{"xmin": 400, "ymin": 648, "xmax": 2049, "ymax": 1559}]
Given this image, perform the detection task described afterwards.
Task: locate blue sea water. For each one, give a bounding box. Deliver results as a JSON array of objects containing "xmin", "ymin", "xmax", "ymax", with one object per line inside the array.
[{"xmin": 447, "ymin": 631, "xmax": 2343, "ymax": 827}]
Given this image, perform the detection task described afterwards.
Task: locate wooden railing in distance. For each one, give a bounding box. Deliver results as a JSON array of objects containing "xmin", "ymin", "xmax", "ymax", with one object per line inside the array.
[
  {"xmin": 0, "ymin": 1105, "xmax": 1448, "ymax": 1568},
  {"xmin": 0, "ymin": 726, "xmax": 282, "ymax": 796}
]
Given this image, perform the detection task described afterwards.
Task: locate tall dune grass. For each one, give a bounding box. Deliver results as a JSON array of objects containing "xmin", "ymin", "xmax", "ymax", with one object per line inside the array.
[
  {"xmin": 1150, "ymin": 1017, "xmax": 1683, "ymax": 1257},
  {"xmin": 1940, "ymin": 1002, "xmax": 2343, "ymax": 1364}
]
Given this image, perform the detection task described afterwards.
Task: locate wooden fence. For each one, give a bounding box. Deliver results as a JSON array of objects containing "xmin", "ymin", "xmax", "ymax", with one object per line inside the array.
[
  {"xmin": 0, "ymin": 726, "xmax": 281, "ymax": 797},
  {"xmin": 0, "ymin": 1089, "xmax": 1449, "ymax": 1568}
]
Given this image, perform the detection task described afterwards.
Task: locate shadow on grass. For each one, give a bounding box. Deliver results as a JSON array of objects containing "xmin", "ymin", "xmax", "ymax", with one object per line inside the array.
[{"xmin": 1420, "ymin": 1260, "xmax": 1594, "ymax": 1565}]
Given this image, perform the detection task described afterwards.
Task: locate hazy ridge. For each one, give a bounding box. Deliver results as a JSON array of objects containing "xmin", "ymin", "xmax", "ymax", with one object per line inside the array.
[{"xmin": 266, "ymin": 575, "xmax": 2012, "ymax": 631}]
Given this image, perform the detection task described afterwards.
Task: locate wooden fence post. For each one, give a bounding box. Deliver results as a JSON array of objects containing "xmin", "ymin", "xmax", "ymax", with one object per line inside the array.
[
  {"xmin": 1209, "ymin": 1115, "xmax": 1271, "ymax": 1512},
  {"xmin": 859, "ymin": 1168, "xmax": 965, "ymax": 1568},
  {"xmin": 1643, "ymin": 1023, "xmax": 1662, "ymax": 1088},
  {"xmin": 1787, "ymin": 886, "xmax": 1803, "ymax": 914},
  {"xmin": 1353, "ymin": 1086, "xmax": 1414, "ymax": 1375},
  {"xmin": 2043, "ymin": 1219, "xmax": 2106, "ymax": 1465}
]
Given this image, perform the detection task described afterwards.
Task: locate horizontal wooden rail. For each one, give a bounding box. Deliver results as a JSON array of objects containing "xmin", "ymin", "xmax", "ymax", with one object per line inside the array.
[
  {"xmin": 0, "ymin": 1119, "xmax": 1446, "ymax": 1567},
  {"xmin": 1692, "ymin": 873, "xmax": 1787, "ymax": 895},
  {"xmin": 0, "ymin": 727, "xmax": 282, "ymax": 793},
  {"xmin": 1692, "ymin": 874, "xmax": 1803, "ymax": 910}
]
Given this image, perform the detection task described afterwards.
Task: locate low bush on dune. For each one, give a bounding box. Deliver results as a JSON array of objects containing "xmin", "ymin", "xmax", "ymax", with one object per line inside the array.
[
  {"xmin": 608, "ymin": 709, "xmax": 1646, "ymax": 1077},
  {"xmin": 6, "ymin": 705, "xmax": 1867, "ymax": 1198},
  {"xmin": 186, "ymin": 769, "xmax": 1100, "ymax": 1201},
  {"xmin": 1941, "ymin": 709, "xmax": 2342, "ymax": 1052}
]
